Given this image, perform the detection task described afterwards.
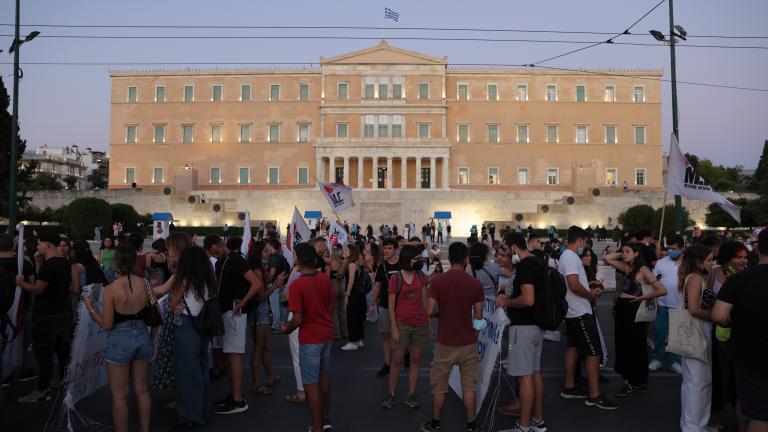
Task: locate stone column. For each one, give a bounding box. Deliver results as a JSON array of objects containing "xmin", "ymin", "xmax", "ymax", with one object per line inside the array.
[
  {"xmin": 415, "ymin": 157, "xmax": 422, "ymax": 189},
  {"xmin": 430, "ymin": 157, "xmax": 436, "ymax": 189},
  {"xmin": 343, "ymin": 157, "xmax": 350, "ymax": 185},
  {"xmin": 316, "ymin": 157, "xmax": 323, "ymax": 183},
  {"xmin": 372, "ymin": 156, "xmax": 379, "ymax": 189},
  {"xmin": 357, "ymin": 157, "xmax": 364, "ymax": 189},
  {"xmin": 386, "ymin": 157, "xmax": 393, "ymax": 190},
  {"xmin": 401, "ymin": 157, "xmax": 408, "ymax": 189},
  {"xmin": 442, "ymin": 156, "xmax": 449, "ymax": 190}
]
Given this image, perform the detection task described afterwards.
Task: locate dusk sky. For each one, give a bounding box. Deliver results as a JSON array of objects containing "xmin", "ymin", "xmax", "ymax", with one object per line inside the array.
[{"xmin": 1, "ymin": 0, "xmax": 766, "ymax": 168}]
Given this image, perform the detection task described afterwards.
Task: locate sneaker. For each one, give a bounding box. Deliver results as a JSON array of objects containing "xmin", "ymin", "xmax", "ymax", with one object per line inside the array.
[
  {"xmin": 340, "ymin": 342, "xmax": 358, "ymax": 351},
  {"xmin": 670, "ymin": 362, "xmax": 683, "ymax": 375},
  {"xmin": 376, "ymin": 364, "xmax": 390, "ymax": 378},
  {"xmin": 648, "ymin": 359, "xmax": 662, "ymax": 371},
  {"xmin": 355, "ymin": 340, "xmax": 364, "ymax": 348},
  {"xmin": 585, "ymin": 393, "xmax": 619, "ymax": 410},
  {"xmin": 542, "ymin": 330, "xmax": 561, "ymax": 342},
  {"xmin": 404, "ymin": 393, "xmax": 420, "ymax": 409},
  {"xmin": 381, "ymin": 394, "xmax": 397, "ymax": 409},
  {"xmin": 17, "ymin": 369, "xmax": 38, "ymax": 383},
  {"xmin": 1, "ymin": 375, "xmax": 12, "ymax": 388},
  {"xmin": 508, "ymin": 422, "xmax": 532, "ymax": 432},
  {"xmin": 421, "ymin": 419, "xmax": 441, "ymax": 431},
  {"xmin": 466, "ymin": 421, "xmax": 480, "ymax": 432},
  {"xmin": 322, "ymin": 418, "xmax": 333, "ymax": 430},
  {"xmin": 215, "ymin": 394, "xmax": 233, "ymax": 408},
  {"xmin": 214, "ymin": 398, "xmax": 249, "ymax": 414},
  {"xmin": 617, "ymin": 383, "xmax": 634, "ymax": 398},
  {"xmin": 532, "ymin": 418, "xmax": 548, "ymax": 432},
  {"xmin": 17, "ymin": 389, "xmax": 52, "ymax": 403},
  {"xmin": 560, "ymin": 386, "xmax": 588, "ymax": 399}
]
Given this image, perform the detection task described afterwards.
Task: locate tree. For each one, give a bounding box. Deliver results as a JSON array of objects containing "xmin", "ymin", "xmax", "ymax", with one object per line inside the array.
[
  {"xmin": 29, "ymin": 172, "xmax": 63, "ymax": 191},
  {"xmin": 110, "ymin": 203, "xmax": 140, "ymax": 233},
  {"xmin": 0, "ymin": 76, "xmax": 36, "ymax": 215},
  {"xmin": 752, "ymin": 140, "xmax": 768, "ymax": 194},
  {"xmin": 62, "ymin": 198, "xmax": 112, "ymax": 239},
  {"xmin": 87, "ymin": 164, "xmax": 108, "ymax": 189},
  {"xmin": 62, "ymin": 175, "xmax": 79, "ymax": 190},
  {"xmin": 618, "ymin": 205, "xmax": 656, "ymax": 233},
  {"xmin": 654, "ymin": 204, "xmax": 693, "ymax": 236}
]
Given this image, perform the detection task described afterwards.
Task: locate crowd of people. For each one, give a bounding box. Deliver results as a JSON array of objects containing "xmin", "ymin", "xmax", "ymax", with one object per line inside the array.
[{"xmin": 0, "ymin": 221, "xmax": 766, "ymax": 432}]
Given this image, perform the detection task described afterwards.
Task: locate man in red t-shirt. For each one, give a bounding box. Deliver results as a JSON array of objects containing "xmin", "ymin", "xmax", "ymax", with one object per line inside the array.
[
  {"xmin": 423, "ymin": 242, "xmax": 485, "ymax": 432},
  {"xmin": 282, "ymin": 243, "xmax": 334, "ymax": 432}
]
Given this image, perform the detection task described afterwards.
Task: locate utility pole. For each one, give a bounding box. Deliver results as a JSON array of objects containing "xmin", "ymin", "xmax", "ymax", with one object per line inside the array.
[
  {"xmin": 669, "ymin": 0, "xmax": 683, "ymax": 234},
  {"xmin": 8, "ymin": 0, "xmax": 21, "ymax": 235}
]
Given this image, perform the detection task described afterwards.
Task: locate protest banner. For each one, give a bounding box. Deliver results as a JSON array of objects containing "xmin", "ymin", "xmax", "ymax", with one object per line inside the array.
[
  {"xmin": 328, "ymin": 220, "xmax": 349, "ymax": 246},
  {"xmin": 1, "ymin": 223, "xmax": 25, "ymax": 381}
]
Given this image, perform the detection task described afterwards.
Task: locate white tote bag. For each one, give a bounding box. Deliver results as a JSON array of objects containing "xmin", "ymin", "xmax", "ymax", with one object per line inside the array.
[
  {"xmin": 666, "ymin": 276, "xmax": 709, "ymax": 363},
  {"xmin": 634, "ymin": 281, "xmax": 658, "ymax": 323}
]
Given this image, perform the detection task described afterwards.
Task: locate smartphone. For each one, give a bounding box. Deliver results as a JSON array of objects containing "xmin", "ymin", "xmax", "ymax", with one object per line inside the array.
[{"xmin": 233, "ymin": 299, "xmax": 242, "ymax": 317}]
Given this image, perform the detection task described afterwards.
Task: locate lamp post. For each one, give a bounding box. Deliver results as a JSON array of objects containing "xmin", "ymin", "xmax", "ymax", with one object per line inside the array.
[
  {"xmin": 7, "ymin": 0, "xmax": 39, "ymax": 235},
  {"xmin": 650, "ymin": 0, "xmax": 686, "ymax": 234}
]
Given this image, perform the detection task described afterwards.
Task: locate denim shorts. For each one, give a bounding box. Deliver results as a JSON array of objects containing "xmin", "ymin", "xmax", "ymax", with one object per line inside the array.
[
  {"xmin": 299, "ymin": 341, "xmax": 332, "ymax": 385},
  {"xmin": 106, "ymin": 321, "xmax": 153, "ymax": 365},
  {"xmin": 253, "ymin": 301, "xmax": 271, "ymax": 326}
]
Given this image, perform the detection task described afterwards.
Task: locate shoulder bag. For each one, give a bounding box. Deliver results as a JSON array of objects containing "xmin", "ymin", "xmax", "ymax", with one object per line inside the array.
[
  {"xmin": 143, "ymin": 278, "xmax": 163, "ymax": 327},
  {"xmin": 634, "ymin": 277, "xmax": 658, "ymax": 323},
  {"xmin": 666, "ymin": 275, "xmax": 709, "ymax": 363}
]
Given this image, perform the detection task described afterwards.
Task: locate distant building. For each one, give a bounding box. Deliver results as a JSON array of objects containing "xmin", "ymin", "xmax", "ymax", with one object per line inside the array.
[{"xmin": 21, "ymin": 145, "xmax": 108, "ymax": 190}]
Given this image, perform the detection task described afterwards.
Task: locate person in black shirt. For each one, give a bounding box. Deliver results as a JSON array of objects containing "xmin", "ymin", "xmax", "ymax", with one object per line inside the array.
[
  {"xmin": 313, "ymin": 237, "xmax": 329, "ymax": 275},
  {"xmin": 15, "ymin": 232, "xmax": 72, "ymax": 403},
  {"xmin": 372, "ymin": 239, "xmax": 400, "ymax": 378},
  {"xmin": 496, "ymin": 233, "xmax": 548, "ymax": 431}
]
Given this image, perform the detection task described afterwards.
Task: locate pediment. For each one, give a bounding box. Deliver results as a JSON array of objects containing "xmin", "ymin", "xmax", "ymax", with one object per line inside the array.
[{"xmin": 320, "ymin": 40, "xmax": 447, "ymax": 65}]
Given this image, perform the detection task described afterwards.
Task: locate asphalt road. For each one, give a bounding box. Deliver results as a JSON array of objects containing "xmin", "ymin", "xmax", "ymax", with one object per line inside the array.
[{"xmin": 2, "ymin": 297, "xmax": 733, "ymax": 432}]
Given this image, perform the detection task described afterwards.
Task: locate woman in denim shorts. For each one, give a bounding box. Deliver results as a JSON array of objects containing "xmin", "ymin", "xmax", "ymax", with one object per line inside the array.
[{"xmin": 85, "ymin": 244, "xmax": 153, "ymax": 432}]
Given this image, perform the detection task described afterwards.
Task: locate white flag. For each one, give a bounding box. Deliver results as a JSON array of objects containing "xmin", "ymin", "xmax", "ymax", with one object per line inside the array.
[
  {"xmin": 328, "ymin": 221, "xmax": 349, "ymax": 247},
  {"xmin": 286, "ymin": 207, "xmax": 312, "ymax": 253},
  {"xmin": 318, "ymin": 181, "xmax": 355, "ymax": 212},
  {"xmin": 666, "ymin": 133, "xmax": 741, "ymax": 223},
  {"xmin": 241, "ymin": 211, "xmax": 252, "ymax": 255}
]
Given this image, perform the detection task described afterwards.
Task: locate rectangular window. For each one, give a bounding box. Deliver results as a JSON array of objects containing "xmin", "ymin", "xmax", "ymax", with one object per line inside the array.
[
  {"xmin": 212, "ymin": 84, "xmax": 223, "ymax": 102},
  {"xmin": 299, "ymin": 83, "xmax": 309, "ymax": 101},
  {"xmin": 270, "ymin": 84, "xmax": 280, "ymax": 101},
  {"xmin": 154, "ymin": 125, "xmax": 166, "ymax": 143},
  {"xmin": 634, "ymin": 86, "xmax": 644, "ymax": 103},
  {"xmin": 488, "ymin": 167, "xmax": 499, "ymax": 185},
  {"xmin": 155, "ymin": 86, "xmax": 165, "ymax": 102},
  {"xmin": 298, "ymin": 167, "xmax": 309, "ymax": 185},
  {"xmin": 268, "ymin": 124, "xmax": 280, "ymax": 142},
  {"xmin": 547, "ymin": 168, "xmax": 559, "ymax": 185},
  {"xmin": 126, "ymin": 125, "xmax": 137, "ymax": 143},
  {"xmin": 128, "ymin": 86, "xmax": 138, "ymax": 103},
  {"xmin": 604, "ymin": 85, "xmax": 616, "ymax": 102},
  {"xmin": 268, "ymin": 167, "xmax": 279, "ymax": 185},
  {"xmin": 241, "ymin": 84, "xmax": 251, "ymax": 101},
  {"xmin": 335, "ymin": 167, "xmax": 344, "ymax": 183},
  {"xmin": 125, "ymin": 168, "xmax": 135, "ymax": 184},
  {"xmin": 547, "ymin": 125, "xmax": 558, "ymax": 143},
  {"xmin": 392, "ymin": 77, "xmax": 403, "ymax": 99},
  {"xmin": 487, "ymin": 124, "xmax": 499, "ymax": 143},
  {"xmin": 420, "ymin": 168, "xmax": 430, "ymax": 189},
  {"xmin": 458, "ymin": 124, "xmax": 469, "ymax": 142},
  {"xmin": 458, "ymin": 167, "xmax": 469, "ymax": 184},
  {"xmin": 576, "ymin": 85, "xmax": 586, "ymax": 102},
  {"xmin": 182, "ymin": 125, "xmax": 194, "ymax": 143},
  {"xmin": 364, "ymin": 77, "xmax": 375, "ymax": 99},
  {"xmin": 239, "ymin": 123, "xmax": 251, "ymax": 143},
  {"xmin": 336, "ymin": 123, "xmax": 348, "ymax": 138},
  {"xmin": 605, "ymin": 125, "xmax": 617, "ymax": 144},
  {"xmin": 634, "ymin": 126, "xmax": 646, "ymax": 144},
  {"xmin": 211, "ymin": 124, "xmax": 222, "ymax": 143},
  {"xmin": 576, "ymin": 125, "xmax": 588, "ymax": 144},
  {"xmin": 458, "ymin": 84, "xmax": 469, "ymax": 100},
  {"xmin": 517, "ymin": 168, "xmax": 529, "ymax": 185},
  {"xmin": 517, "ymin": 84, "xmax": 528, "ymax": 101},
  {"xmin": 418, "ymin": 83, "xmax": 429, "ymax": 100},
  {"xmin": 338, "ymin": 82, "xmax": 348, "ymax": 100},
  {"xmin": 378, "ymin": 78, "xmax": 388, "ymax": 99},
  {"xmin": 378, "ymin": 115, "xmax": 389, "ymax": 138},
  {"xmin": 364, "ymin": 115, "xmax": 375, "ymax": 138},
  {"xmin": 184, "ymin": 85, "xmax": 194, "ymax": 102},
  {"xmin": 391, "ymin": 115, "xmax": 403, "ymax": 138},
  {"xmin": 210, "ymin": 167, "xmax": 221, "ymax": 184},
  {"xmin": 488, "ymin": 84, "xmax": 498, "ymax": 101},
  {"xmin": 606, "ymin": 168, "xmax": 618, "ymax": 185},
  {"xmin": 546, "ymin": 85, "xmax": 557, "ymax": 102},
  {"xmin": 517, "ymin": 124, "xmax": 529, "ymax": 144},
  {"xmin": 153, "ymin": 168, "xmax": 163, "ymax": 184},
  {"xmin": 298, "ymin": 123, "xmax": 309, "ymax": 142},
  {"xmin": 635, "ymin": 168, "xmax": 647, "ymax": 186},
  {"xmin": 418, "ymin": 123, "xmax": 430, "ymax": 139},
  {"xmin": 239, "ymin": 167, "xmax": 250, "ymax": 184}
]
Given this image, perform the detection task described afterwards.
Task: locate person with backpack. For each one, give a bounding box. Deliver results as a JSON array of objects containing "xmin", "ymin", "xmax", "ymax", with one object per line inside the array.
[
  {"xmin": 468, "ymin": 242, "xmax": 503, "ymax": 299},
  {"xmin": 382, "ymin": 245, "xmax": 430, "ymax": 410},
  {"xmin": 495, "ymin": 234, "xmax": 549, "ymax": 432},
  {"xmin": 340, "ymin": 244, "xmax": 367, "ymax": 351}
]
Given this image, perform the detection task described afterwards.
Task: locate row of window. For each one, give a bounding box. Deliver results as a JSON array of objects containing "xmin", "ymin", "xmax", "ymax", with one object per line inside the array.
[
  {"xmin": 459, "ymin": 167, "xmax": 648, "ymax": 186},
  {"xmin": 125, "ymin": 81, "xmax": 647, "ymax": 103},
  {"xmin": 125, "ymin": 121, "xmax": 646, "ymax": 145},
  {"xmin": 125, "ymin": 166, "xmax": 309, "ymax": 186}
]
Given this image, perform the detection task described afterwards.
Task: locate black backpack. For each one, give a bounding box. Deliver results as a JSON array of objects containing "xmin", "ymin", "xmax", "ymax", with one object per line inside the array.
[
  {"xmin": 531, "ymin": 260, "xmax": 568, "ymax": 331},
  {"xmin": 356, "ymin": 268, "xmax": 372, "ymax": 295},
  {"xmin": 184, "ymin": 293, "xmax": 225, "ymax": 338},
  {"xmin": 393, "ymin": 271, "xmax": 427, "ymax": 308}
]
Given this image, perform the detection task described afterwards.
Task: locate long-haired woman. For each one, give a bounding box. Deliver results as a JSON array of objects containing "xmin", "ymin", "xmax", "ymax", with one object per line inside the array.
[
  {"xmin": 604, "ymin": 243, "xmax": 667, "ymax": 397},
  {"xmin": 677, "ymin": 244, "xmax": 716, "ymax": 432},
  {"xmin": 329, "ymin": 244, "xmax": 348, "ymax": 340},
  {"xmin": 340, "ymin": 244, "xmax": 365, "ymax": 351},
  {"xmin": 170, "ymin": 246, "xmax": 217, "ymax": 428},
  {"xmin": 71, "ymin": 240, "xmax": 109, "ymax": 297},
  {"xmin": 84, "ymin": 244, "xmax": 153, "ymax": 432}
]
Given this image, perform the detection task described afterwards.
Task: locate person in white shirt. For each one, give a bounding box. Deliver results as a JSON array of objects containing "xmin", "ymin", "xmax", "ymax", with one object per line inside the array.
[{"xmin": 649, "ymin": 235, "xmax": 684, "ymax": 374}]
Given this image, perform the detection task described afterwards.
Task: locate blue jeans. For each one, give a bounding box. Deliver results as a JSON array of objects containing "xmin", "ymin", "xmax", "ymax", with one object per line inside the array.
[
  {"xmin": 106, "ymin": 321, "xmax": 151, "ymax": 365},
  {"xmin": 175, "ymin": 315, "xmax": 211, "ymax": 425},
  {"xmin": 651, "ymin": 306, "xmax": 681, "ymax": 364},
  {"xmin": 299, "ymin": 341, "xmax": 332, "ymax": 385}
]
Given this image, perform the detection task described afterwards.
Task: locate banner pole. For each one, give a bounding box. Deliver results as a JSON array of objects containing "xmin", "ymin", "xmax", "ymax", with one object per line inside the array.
[{"xmin": 658, "ymin": 190, "xmax": 668, "ymax": 247}]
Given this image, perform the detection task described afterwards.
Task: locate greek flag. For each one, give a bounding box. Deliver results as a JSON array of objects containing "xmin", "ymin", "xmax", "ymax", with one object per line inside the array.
[{"xmin": 384, "ymin": 7, "xmax": 399, "ymax": 22}]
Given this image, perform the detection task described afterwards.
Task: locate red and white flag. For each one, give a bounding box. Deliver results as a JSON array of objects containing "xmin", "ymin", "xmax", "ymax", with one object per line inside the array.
[
  {"xmin": 286, "ymin": 207, "xmax": 312, "ymax": 254},
  {"xmin": 328, "ymin": 220, "xmax": 349, "ymax": 247},
  {"xmin": 318, "ymin": 180, "xmax": 355, "ymax": 212},
  {"xmin": 666, "ymin": 133, "xmax": 741, "ymax": 223}
]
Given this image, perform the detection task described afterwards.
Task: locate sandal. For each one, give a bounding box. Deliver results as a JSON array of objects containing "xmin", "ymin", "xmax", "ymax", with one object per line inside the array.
[
  {"xmin": 284, "ymin": 392, "xmax": 306, "ymax": 403},
  {"xmin": 267, "ymin": 376, "xmax": 281, "ymax": 389},
  {"xmin": 253, "ymin": 386, "xmax": 273, "ymax": 396}
]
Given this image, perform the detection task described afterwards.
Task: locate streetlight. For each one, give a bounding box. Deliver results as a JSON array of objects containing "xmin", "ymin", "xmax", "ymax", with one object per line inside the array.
[
  {"xmin": 650, "ymin": 0, "xmax": 686, "ymax": 234},
  {"xmin": 7, "ymin": 0, "xmax": 40, "ymax": 235}
]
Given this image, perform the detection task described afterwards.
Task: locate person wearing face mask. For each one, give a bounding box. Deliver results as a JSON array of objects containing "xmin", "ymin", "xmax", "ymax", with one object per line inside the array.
[
  {"xmin": 648, "ymin": 235, "xmax": 685, "ymax": 375},
  {"xmin": 381, "ymin": 245, "xmax": 430, "ymax": 410}
]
